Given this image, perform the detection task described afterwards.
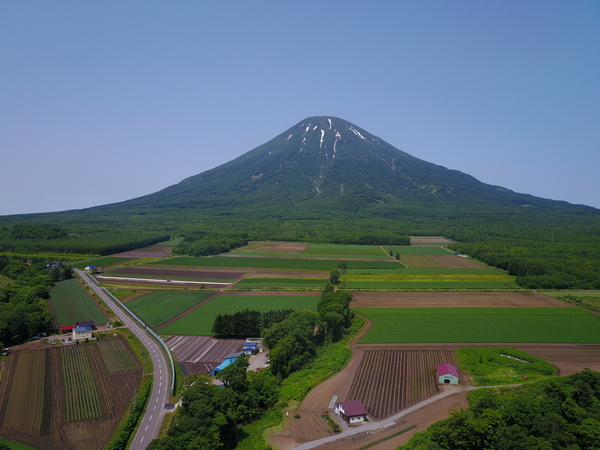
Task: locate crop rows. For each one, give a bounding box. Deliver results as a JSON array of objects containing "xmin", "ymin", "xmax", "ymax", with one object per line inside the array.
[
  {"xmin": 49, "ymin": 278, "xmax": 107, "ymax": 327},
  {"xmin": 2, "ymin": 350, "xmax": 48, "ymax": 435},
  {"xmin": 97, "ymin": 340, "xmax": 138, "ymax": 373},
  {"xmin": 61, "ymin": 346, "xmax": 102, "ymax": 422},
  {"xmin": 348, "ymin": 350, "xmax": 458, "ymax": 419}
]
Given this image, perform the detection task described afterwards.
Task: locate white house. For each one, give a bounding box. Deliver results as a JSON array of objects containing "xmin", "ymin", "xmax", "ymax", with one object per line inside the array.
[
  {"xmin": 334, "ymin": 400, "xmax": 368, "ymax": 424},
  {"xmin": 72, "ymin": 326, "xmax": 93, "ymax": 341},
  {"xmin": 437, "ymin": 363, "xmax": 459, "ymax": 384}
]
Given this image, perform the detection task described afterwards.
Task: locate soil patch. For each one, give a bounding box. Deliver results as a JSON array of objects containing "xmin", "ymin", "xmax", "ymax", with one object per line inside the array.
[
  {"xmin": 236, "ymin": 242, "xmax": 311, "ymax": 253},
  {"xmin": 350, "ymin": 291, "xmax": 567, "ymax": 308},
  {"xmin": 410, "ymin": 236, "xmax": 454, "ymax": 244},
  {"xmin": 428, "ymin": 255, "xmax": 488, "ymax": 269}
]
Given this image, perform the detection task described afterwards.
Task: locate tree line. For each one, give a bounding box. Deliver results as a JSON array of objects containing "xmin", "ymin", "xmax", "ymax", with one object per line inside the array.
[{"xmin": 212, "ymin": 308, "xmax": 295, "ymax": 339}]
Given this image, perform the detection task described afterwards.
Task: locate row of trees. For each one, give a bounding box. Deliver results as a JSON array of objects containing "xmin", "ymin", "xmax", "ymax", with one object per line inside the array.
[{"xmin": 211, "ymin": 308, "xmax": 294, "ymax": 339}]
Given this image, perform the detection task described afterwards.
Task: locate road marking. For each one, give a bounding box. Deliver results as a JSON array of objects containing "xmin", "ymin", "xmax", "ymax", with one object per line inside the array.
[
  {"xmin": 153, "ymin": 405, "xmax": 156, "ymax": 411},
  {"xmin": 145, "ymin": 425, "xmax": 148, "ymax": 431},
  {"xmin": 140, "ymin": 437, "xmax": 144, "ymax": 443},
  {"xmin": 150, "ymin": 414, "xmax": 153, "ymax": 421}
]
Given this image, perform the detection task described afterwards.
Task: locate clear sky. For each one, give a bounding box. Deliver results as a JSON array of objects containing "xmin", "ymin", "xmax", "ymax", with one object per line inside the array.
[{"xmin": 1, "ymin": 1, "xmax": 599, "ymax": 215}]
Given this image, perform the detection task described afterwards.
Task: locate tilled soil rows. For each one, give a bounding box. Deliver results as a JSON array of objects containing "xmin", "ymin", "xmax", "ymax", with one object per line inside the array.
[{"xmin": 347, "ymin": 350, "xmax": 459, "ymax": 419}]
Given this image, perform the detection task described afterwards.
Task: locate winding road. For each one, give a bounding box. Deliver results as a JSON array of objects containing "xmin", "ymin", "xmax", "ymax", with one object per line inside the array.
[{"xmin": 75, "ymin": 269, "xmax": 171, "ymax": 449}]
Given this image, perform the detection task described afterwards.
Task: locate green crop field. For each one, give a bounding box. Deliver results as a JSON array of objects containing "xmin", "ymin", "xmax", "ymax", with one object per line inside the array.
[
  {"xmin": 298, "ymin": 244, "xmax": 390, "ymax": 259},
  {"xmin": 345, "ymin": 268, "xmax": 501, "ymax": 275},
  {"xmin": 49, "ymin": 279, "xmax": 107, "ymax": 327},
  {"xmin": 71, "ymin": 257, "xmax": 131, "ymax": 270},
  {"xmin": 234, "ymin": 277, "xmax": 327, "ymax": 289},
  {"xmin": 355, "ymin": 307, "xmax": 600, "ymax": 343},
  {"xmin": 61, "ymin": 346, "xmax": 102, "ymax": 422},
  {"xmin": 126, "ymin": 291, "xmax": 213, "ymax": 327},
  {"xmin": 160, "ymin": 294, "xmax": 319, "ymax": 335},
  {"xmin": 342, "ymin": 281, "xmax": 518, "ymax": 289},
  {"xmin": 153, "ymin": 256, "xmax": 400, "ymax": 271},
  {"xmin": 97, "ymin": 340, "xmax": 139, "ymax": 373}
]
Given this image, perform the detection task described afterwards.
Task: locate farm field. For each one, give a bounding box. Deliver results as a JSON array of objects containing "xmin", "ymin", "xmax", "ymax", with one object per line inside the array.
[
  {"xmin": 0, "ymin": 337, "xmax": 141, "ymax": 450},
  {"xmin": 159, "ymin": 293, "xmax": 319, "ymax": 335},
  {"xmin": 71, "ymin": 256, "xmax": 131, "ymax": 270},
  {"xmin": 152, "ymin": 256, "xmax": 400, "ymax": 270},
  {"xmin": 355, "ymin": 307, "xmax": 600, "ymax": 343},
  {"xmin": 126, "ymin": 291, "xmax": 214, "ymax": 327},
  {"xmin": 103, "ymin": 265, "xmax": 240, "ymax": 282},
  {"xmin": 410, "ymin": 236, "xmax": 454, "ymax": 245},
  {"xmin": 341, "ymin": 272, "xmax": 517, "ymax": 289},
  {"xmin": 48, "ymin": 278, "xmax": 108, "ymax": 327},
  {"xmin": 350, "ymin": 291, "xmax": 566, "ymax": 308},
  {"xmin": 166, "ymin": 336, "xmax": 244, "ymax": 375},
  {"xmin": 233, "ymin": 277, "xmax": 327, "ymax": 289},
  {"xmin": 61, "ymin": 345, "xmax": 102, "ymax": 422},
  {"xmin": 347, "ymin": 350, "xmax": 459, "ymax": 419},
  {"xmin": 233, "ymin": 243, "xmax": 391, "ymax": 259}
]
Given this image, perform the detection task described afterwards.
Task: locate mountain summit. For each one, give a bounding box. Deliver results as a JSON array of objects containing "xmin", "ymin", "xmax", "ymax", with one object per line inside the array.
[{"xmin": 124, "ymin": 116, "xmax": 571, "ymax": 213}]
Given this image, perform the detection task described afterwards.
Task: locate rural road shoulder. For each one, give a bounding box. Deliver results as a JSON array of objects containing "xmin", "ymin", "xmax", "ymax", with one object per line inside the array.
[{"xmin": 75, "ymin": 269, "xmax": 171, "ymax": 450}]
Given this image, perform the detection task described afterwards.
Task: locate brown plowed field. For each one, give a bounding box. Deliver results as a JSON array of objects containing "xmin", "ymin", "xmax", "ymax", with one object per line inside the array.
[
  {"xmin": 347, "ymin": 350, "xmax": 460, "ymax": 419},
  {"xmin": 167, "ymin": 336, "xmax": 243, "ymax": 374},
  {"xmin": 410, "ymin": 236, "xmax": 453, "ymax": 244},
  {"xmin": 350, "ymin": 291, "xmax": 566, "ymax": 308},
  {"xmin": 428, "ymin": 254, "xmax": 488, "ymax": 268},
  {"xmin": 0, "ymin": 338, "xmax": 141, "ymax": 450},
  {"xmin": 401, "ymin": 255, "xmax": 446, "ymax": 268},
  {"xmin": 111, "ymin": 243, "xmax": 174, "ymax": 259},
  {"xmin": 104, "ymin": 266, "xmax": 242, "ymax": 281},
  {"xmin": 235, "ymin": 242, "xmax": 311, "ymax": 253}
]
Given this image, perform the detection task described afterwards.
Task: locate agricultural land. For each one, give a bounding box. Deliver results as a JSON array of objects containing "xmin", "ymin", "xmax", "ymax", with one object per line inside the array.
[
  {"xmin": 0, "ymin": 336, "xmax": 141, "ymax": 450},
  {"xmin": 48, "ymin": 278, "xmax": 108, "ymax": 327}
]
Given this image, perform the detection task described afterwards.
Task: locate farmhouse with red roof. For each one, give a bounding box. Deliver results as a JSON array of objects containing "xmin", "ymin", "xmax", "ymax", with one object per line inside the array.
[
  {"xmin": 333, "ymin": 400, "xmax": 368, "ymax": 424},
  {"xmin": 437, "ymin": 363, "xmax": 459, "ymax": 384}
]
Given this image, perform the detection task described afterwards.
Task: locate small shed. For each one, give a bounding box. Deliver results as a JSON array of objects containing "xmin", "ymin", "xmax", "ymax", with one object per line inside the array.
[
  {"xmin": 334, "ymin": 400, "xmax": 368, "ymax": 424},
  {"xmin": 437, "ymin": 363, "xmax": 459, "ymax": 384},
  {"xmin": 73, "ymin": 326, "xmax": 93, "ymax": 341},
  {"xmin": 60, "ymin": 325, "xmax": 76, "ymax": 333}
]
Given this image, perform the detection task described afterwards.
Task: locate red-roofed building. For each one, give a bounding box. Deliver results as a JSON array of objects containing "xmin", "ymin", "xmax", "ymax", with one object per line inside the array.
[
  {"xmin": 59, "ymin": 326, "xmax": 76, "ymax": 333},
  {"xmin": 334, "ymin": 400, "xmax": 368, "ymax": 424},
  {"xmin": 437, "ymin": 363, "xmax": 459, "ymax": 384}
]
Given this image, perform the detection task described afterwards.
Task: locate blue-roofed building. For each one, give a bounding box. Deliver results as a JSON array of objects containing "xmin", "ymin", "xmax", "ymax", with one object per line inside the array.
[{"xmin": 210, "ymin": 352, "xmax": 244, "ymax": 377}]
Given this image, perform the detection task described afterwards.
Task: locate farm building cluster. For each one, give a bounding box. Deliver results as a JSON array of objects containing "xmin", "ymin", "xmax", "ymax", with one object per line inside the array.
[{"xmin": 59, "ymin": 320, "xmax": 98, "ymax": 342}]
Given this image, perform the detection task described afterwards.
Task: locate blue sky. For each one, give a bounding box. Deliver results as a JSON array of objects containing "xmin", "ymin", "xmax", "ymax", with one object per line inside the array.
[{"xmin": 1, "ymin": 1, "xmax": 599, "ymax": 215}]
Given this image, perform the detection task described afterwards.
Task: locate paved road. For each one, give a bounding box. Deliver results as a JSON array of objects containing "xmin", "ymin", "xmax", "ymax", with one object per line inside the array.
[{"xmin": 75, "ymin": 269, "xmax": 171, "ymax": 449}]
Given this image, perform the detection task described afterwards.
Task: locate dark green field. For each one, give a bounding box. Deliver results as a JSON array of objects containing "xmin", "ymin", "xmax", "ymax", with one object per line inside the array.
[
  {"xmin": 355, "ymin": 307, "xmax": 600, "ymax": 344},
  {"xmin": 126, "ymin": 291, "xmax": 214, "ymax": 327},
  {"xmin": 49, "ymin": 279, "xmax": 108, "ymax": 327},
  {"xmin": 160, "ymin": 293, "xmax": 319, "ymax": 335}
]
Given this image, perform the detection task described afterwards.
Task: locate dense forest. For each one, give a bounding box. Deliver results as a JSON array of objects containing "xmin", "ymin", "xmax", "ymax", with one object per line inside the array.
[
  {"xmin": 0, "ymin": 255, "xmax": 69, "ymax": 346},
  {"xmin": 401, "ymin": 369, "xmax": 600, "ymax": 449}
]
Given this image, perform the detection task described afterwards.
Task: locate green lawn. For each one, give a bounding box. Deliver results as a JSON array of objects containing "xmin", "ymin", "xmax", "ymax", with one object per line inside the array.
[
  {"xmin": 49, "ymin": 279, "xmax": 108, "ymax": 327},
  {"xmin": 160, "ymin": 294, "xmax": 319, "ymax": 335},
  {"xmin": 355, "ymin": 307, "xmax": 600, "ymax": 343},
  {"xmin": 153, "ymin": 256, "xmax": 400, "ymax": 271},
  {"xmin": 126, "ymin": 291, "xmax": 214, "ymax": 327},
  {"xmin": 234, "ymin": 277, "xmax": 327, "ymax": 289}
]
